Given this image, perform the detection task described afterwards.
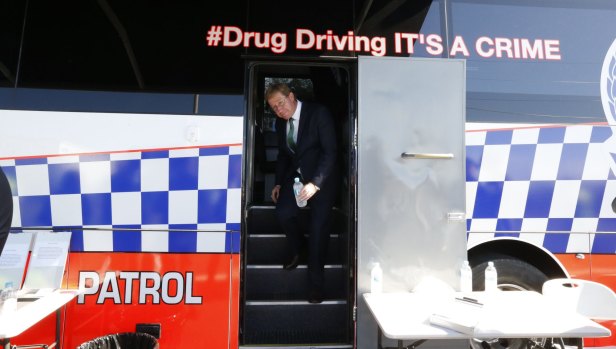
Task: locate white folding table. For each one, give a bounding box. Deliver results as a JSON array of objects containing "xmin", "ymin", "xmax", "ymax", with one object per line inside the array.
[
  {"xmin": 363, "ymin": 291, "xmax": 611, "ymax": 349},
  {"xmin": 0, "ymin": 289, "xmax": 81, "ymax": 349}
]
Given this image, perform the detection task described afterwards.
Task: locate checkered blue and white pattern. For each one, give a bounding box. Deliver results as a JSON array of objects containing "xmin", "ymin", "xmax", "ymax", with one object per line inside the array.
[
  {"xmin": 4, "ymin": 125, "xmax": 616, "ymax": 255},
  {"xmin": 0, "ymin": 145, "xmax": 242, "ymax": 253},
  {"xmin": 466, "ymin": 124, "xmax": 616, "ymax": 254}
]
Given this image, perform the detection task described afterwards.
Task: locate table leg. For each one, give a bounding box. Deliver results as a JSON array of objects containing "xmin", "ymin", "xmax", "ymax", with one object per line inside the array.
[{"xmin": 575, "ymin": 338, "xmax": 583, "ymax": 349}]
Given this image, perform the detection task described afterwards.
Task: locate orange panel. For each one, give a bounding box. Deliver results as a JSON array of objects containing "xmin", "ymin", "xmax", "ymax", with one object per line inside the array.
[
  {"xmin": 554, "ymin": 253, "xmax": 591, "ymax": 279},
  {"xmin": 10, "ymin": 312, "xmax": 58, "ymax": 347},
  {"xmin": 589, "ymin": 255, "xmax": 616, "ymax": 347},
  {"xmin": 589, "ymin": 254, "xmax": 616, "ymax": 291},
  {"xmin": 17, "ymin": 252, "xmax": 237, "ymax": 349},
  {"xmin": 229, "ymin": 255, "xmax": 240, "ymax": 349}
]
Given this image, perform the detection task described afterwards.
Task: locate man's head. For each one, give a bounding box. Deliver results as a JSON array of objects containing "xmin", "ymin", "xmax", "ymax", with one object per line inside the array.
[{"xmin": 265, "ymin": 83, "xmax": 298, "ymax": 120}]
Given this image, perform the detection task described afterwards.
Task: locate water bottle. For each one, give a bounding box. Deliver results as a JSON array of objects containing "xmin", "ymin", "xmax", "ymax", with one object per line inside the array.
[
  {"xmin": 1, "ymin": 281, "xmax": 17, "ymax": 314},
  {"xmin": 293, "ymin": 177, "xmax": 307, "ymax": 207},
  {"xmin": 484, "ymin": 261, "xmax": 498, "ymax": 292},
  {"xmin": 460, "ymin": 260, "xmax": 473, "ymax": 293},
  {"xmin": 371, "ymin": 262, "xmax": 383, "ymax": 293}
]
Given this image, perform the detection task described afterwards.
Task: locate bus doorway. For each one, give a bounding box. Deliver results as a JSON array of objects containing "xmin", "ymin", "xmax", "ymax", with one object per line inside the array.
[{"xmin": 241, "ymin": 62, "xmax": 354, "ymax": 348}]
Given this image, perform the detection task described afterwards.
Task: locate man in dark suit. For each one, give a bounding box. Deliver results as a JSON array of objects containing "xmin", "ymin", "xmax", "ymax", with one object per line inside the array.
[
  {"xmin": 0, "ymin": 167, "xmax": 13, "ymax": 255},
  {"xmin": 267, "ymin": 83, "xmax": 339, "ymax": 304}
]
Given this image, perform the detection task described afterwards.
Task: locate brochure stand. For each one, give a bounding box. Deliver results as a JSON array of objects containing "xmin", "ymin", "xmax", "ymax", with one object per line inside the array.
[
  {"xmin": 23, "ymin": 231, "xmax": 72, "ymax": 290},
  {"xmin": 0, "ymin": 233, "xmax": 33, "ymax": 289}
]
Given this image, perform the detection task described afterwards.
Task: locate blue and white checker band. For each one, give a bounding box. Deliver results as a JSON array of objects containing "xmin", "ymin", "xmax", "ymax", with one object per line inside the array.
[
  {"xmin": 466, "ymin": 124, "xmax": 616, "ymax": 254},
  {"xmin": 0, "ymin": 145, "xmax": 242, "ymax": 253},
  {"xmin": 4, "ymin": 124, "xmax": 616, "ymax": 255}
]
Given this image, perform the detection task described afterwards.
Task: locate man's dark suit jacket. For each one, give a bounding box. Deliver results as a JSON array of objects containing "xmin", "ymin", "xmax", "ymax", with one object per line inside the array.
[{"xmin": 274, "ymin": 101, "xmax": 338, "ymax": 192}]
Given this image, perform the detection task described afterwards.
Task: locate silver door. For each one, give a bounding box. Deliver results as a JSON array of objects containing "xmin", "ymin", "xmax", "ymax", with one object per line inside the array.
[{"xmin": 357, "ymin": 56, "xmax": 467, "ymax": 348}]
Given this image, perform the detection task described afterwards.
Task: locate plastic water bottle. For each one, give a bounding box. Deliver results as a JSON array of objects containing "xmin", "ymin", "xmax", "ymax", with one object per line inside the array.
[
  {"xmin": 1, "ymin": 281, "xmax": 17, "ymax": 314},
  {"xmin": 293, "ymin": 177, "xmax": 307, "ymax": 207},
  {"xmin": 460, "ymin": 260, "xmax": 473, "ymax": 293},
  {"xmin": 371, "ymin": 262, "xmax": 383, "ymax": 293},
  {"xmin": 484, "ymin": 261, "xmax": 498, "ymax": 292}
]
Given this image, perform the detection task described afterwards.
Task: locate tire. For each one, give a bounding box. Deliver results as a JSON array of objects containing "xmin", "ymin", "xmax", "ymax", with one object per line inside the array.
[
  {"xmin": 472, "ymin": 256, "xmax": 548, "ymax": 292},
  {"xmin": 469, "ymin": 257, "xmax": 549, "ymax": 349}
]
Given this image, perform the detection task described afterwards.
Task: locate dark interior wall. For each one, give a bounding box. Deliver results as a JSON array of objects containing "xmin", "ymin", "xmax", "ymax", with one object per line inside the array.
[
  {"xmin": 0, "ymin": 0, "xmax": 26, "ymax": 88},
  {"xmin": 0, "ymin": 0, "xmax": 433, "ymax": 94},
  {"xmin": 15, "ymin": 0, "xmax": 247, "ymax": 93}
]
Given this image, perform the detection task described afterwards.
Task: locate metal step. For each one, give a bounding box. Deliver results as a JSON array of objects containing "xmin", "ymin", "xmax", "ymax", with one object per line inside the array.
[
  {"xmin": 240, "ymin": 345, "xmax": 352, "ymax": 349},
  {"xmin": 242, "ymin": 302, "xmax": 350, "ymax": 345},
  {"xmin": 247, "ymin": 206, "xmax": 346, "ymax": 235},
  {"xmin": 242, "ymin": 206, "xmax": 352, "ymax": 346},
  {"xmin": 244, "ymin": 265, "xmax": 347, "ymax": 301},
  {"xmin": 246, "ymin": 234, "xmax": 344, "ymax": 265}
]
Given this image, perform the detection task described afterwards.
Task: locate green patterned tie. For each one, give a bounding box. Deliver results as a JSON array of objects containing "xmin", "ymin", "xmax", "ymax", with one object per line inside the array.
[{"xmin": 287, "ymin": 118, "xmax": 296, "ymax": 151}]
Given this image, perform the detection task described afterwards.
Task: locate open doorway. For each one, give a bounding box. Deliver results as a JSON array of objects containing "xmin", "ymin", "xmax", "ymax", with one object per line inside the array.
[{"xmin": 241, "ymin": 62, "xmax": 355, "ymax": 346}]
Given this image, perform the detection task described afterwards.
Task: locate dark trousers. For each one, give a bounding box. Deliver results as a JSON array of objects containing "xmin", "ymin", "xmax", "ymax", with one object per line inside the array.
[{"xmin": 276, "ymin": 175, "xmax": 336, "ymax": 290}]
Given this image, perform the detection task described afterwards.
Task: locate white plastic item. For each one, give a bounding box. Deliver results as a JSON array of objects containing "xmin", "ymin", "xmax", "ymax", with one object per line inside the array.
[
  {"xmin": 0, "ymin": 281, "xmax": 17, "ymax": 314},
  {"xmin": 293, "ymin": 177, "xmax": 307, "ymax": 207},
  {"xmin": 371, "ymin": 262, "xmax": 383, "ymax": 293},
  {"xmin": 460, "ymin": 260, "xmax": 473, "ymax": 293},
  {"xmin": 484, "ymin": 261, "xmax": 498, "ymax": 292},
  {"xmin": 543, "ymin": 278, "xmax": 616, "ymax": 319}
]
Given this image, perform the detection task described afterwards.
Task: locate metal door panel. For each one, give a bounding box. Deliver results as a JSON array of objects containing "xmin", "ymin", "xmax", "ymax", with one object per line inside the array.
[{"xmin": 357, "ymin": 56, "xmax": 467, "ymax": 348}]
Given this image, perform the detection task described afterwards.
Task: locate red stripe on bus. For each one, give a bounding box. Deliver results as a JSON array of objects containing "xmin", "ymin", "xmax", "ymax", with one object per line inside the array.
[{"xmin": 0, "ymin": 143, "xmax": 243, "ymax": 161}]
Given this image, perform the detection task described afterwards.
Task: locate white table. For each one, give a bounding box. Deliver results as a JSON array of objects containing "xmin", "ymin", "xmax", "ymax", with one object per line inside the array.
[
  {"xmin": 0, "ymin": 289, "xmax": 81, "ymax": 349},
  {"xmin": 363, "ymin": 291, "xmax": 611, "ymax": 349}
]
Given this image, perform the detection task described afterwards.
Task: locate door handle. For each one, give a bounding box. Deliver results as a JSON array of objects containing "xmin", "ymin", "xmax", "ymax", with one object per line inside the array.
[{"xmin": 401, "ymin": 152, "xmax": 454, "ymax": 159}]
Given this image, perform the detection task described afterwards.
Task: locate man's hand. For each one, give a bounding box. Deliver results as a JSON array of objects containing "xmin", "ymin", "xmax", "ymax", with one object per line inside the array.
[
  {"xmin": 271, "ymin": 185, "xmax": 281, "ymax": 203},
  {"xmin": 298, "ymin": 182, "xmax": 319, "ymax": 202}
]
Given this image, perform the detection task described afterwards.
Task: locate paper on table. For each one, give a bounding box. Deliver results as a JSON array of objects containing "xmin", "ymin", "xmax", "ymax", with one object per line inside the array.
[{"xmin": 429, "ymin": 296, "xmax": 485, "ymax": 335}]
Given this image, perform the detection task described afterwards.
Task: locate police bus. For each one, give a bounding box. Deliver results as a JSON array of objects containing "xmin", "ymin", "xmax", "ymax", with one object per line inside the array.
[{"xmin": 1, "ymin": 0, "xmax": 616, "ymax": 348}]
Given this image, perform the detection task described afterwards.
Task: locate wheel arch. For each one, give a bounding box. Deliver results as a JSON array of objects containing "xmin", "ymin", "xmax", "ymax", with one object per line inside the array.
[{"xmin": 467, "ymin": 237, "xmax": 569, "ymax": 280}]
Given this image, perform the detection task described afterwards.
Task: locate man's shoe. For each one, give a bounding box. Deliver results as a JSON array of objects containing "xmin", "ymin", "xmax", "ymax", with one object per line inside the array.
[
  {"xmin": 283, "ymin": 254, "xmax": 300, "ymax": 270},
  {"xmin": 308, "ymin": 288, "xmax": 323, "ymax": 304}
]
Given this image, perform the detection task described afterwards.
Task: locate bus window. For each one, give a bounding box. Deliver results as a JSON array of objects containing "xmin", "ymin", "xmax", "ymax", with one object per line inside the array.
[
  {"xmin": 0, "ymin": 0, "xmax": 26, "ymax": 88},
  {"xmin": 451, "ymin": 0, "xmax": 616, "ymax": 124}
]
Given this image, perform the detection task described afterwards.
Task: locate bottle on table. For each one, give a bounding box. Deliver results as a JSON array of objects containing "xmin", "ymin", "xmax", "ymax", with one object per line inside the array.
[
  {"xmin": 293, "ymin": 177, "xmax": 307, "ymax": 207},
  {"xmin": 0, "ymin": 281, "xmax": 17, "ymax": 314},
  {"xmin": 484, "ymin": 261, "xmax": 498, "ymax": 292},
  {"xmin": 460, "ymin": 260, "xmax": 473, "ymax": 293}
]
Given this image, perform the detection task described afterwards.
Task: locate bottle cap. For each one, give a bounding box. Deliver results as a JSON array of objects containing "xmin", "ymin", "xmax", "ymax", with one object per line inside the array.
[
  {"xmin": 488, "ymin": 261, "xmax": 494, "ymax": 267},
  {"xmin": 294, "ymin": 177, "xmax": 300, "ymax": 182}
]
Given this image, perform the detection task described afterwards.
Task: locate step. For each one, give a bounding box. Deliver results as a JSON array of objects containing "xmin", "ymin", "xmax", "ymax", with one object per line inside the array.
[
  {"xmin": 242, "ymin": 301, "xmax": 350, "ymax": 345},
  {"xmin": 244, "ymin": 265, "xmax": 347, "ymax": 301},
  {"xmin": 240, "ymin": 345, "xmax": 352, "ymax": 349},
  {"xmin": 247, "ymin": 206, "xmax": 346, "ymax": 235},
  {"xmin": 246, "ymin": 234, "xmax": 345, "ymax": 265}
]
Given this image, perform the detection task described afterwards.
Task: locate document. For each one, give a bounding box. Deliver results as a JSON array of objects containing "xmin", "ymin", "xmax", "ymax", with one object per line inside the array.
[
  {"xmin": 429, "ymin": 296, "xmax": 485, "ymax": 335},
  {"xmin": 0, "ymin": 233, "xmax": 33, "ymax": 289},
  {"xmin": 23, "ymin": 231, "xmax": 72, "ymax": 289}
]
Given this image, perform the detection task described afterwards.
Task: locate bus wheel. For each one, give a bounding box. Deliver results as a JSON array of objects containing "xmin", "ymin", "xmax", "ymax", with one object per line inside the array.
[{"xmin": 469, "ymin": 257, "xmax": 549, "ymax": 349}]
